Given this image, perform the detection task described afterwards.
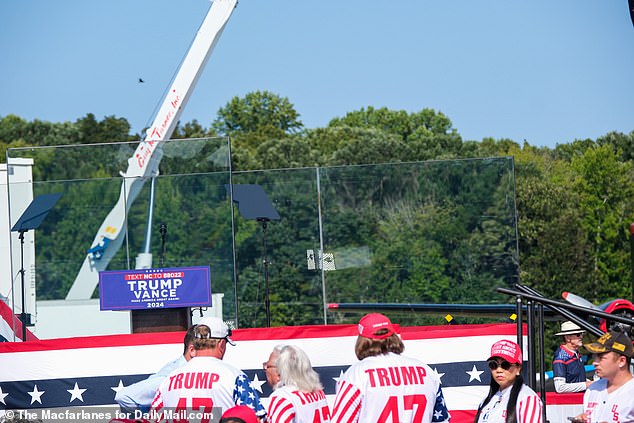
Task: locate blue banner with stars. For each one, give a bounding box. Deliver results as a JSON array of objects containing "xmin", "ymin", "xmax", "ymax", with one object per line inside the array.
[{"xmin": 0, "ymin": 322, "xmax": 553, "ymax": 421}]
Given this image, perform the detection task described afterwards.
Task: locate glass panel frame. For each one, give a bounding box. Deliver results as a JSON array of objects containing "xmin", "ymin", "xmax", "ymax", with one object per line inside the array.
[{"xmin": 6, "ymin": 139, "xmax": 518, "ymax": 331}]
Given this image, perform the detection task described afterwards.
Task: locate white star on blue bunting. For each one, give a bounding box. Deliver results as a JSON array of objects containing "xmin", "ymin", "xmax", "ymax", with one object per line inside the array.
[
  {"xmin": 67, "ymin": 382, "xmax": 86, "ymax": 403},
  {"xmin": 466, "ymin": 365, "xmax": 484, "ymax": 383},
  {"xmin": 28, "ymin": 385, "xmax": 45, "ymax": 405},
  {"xmin": 110, "ymin": 380, "xmax": 125, "ymax": 394},
  {"xmin": 0, "ymin": 386, "xmax": 9, "ymax": 405}
]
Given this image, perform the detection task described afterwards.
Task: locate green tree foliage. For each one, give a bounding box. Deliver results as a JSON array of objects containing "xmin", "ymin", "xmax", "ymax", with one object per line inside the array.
[
  {"xmin": 327, "ymin": 106, "xmax": 468, "ymax": 162},
  {"xmin": 320, "ymin": 157, "xmax": 518, "ymax": 327},
  {"xmin": 510, "ymin": 140, "xmax": 634, "ymax": 358},
  {"xmin": 172, "ymin": 119, "xmax": 214, "ymax": 139},
  {"xmin": 328, "ymin": 106, "xmax": 454, "ymax": 140},
  {"xmin": 0, "ymin": 115, "xmax": 78, "ymax": 166},
  {"xmin": 571, "ymin": 145, "xmax": 634, "ymax": 300},
  {"xmin": 0, "ymin": 115, "xmax": 31, "ymax": 152},
  {"xmin": 328, "ymin": 127, "xmax": 408, "ymax": 166},
  {"xmin": 75, "ymin": 114, "xmax": 131, "ymax": 143},
  {"xmin": 512, "ymin": 146, "xmax": 594, "ymax": 300},
  {"xmin": 3, "ymin": 94, "xmax": 634, "ymax": 342},
  {"xmin": 370, "ymin": 202, "xmax": 452, "ymax": 304},
  {"xmin": 212, "ymin": 91, "xmax": 303, "ymax": 136},
  {"xmin": 210, "ymin": 91, "xmax": 304, "ymax": 170},
  {"xmin": 596, "ymin": 131, "xmax": 634, "ymax": 163},
  {"xmin": 254, "ymin": 135, "xmax": 318, "ymax": 169}
]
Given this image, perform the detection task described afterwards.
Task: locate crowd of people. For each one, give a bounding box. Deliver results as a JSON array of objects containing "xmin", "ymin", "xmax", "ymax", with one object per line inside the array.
[{"xmin": 112, "ymin": 314, "xmax": 633, "ymax": 423}]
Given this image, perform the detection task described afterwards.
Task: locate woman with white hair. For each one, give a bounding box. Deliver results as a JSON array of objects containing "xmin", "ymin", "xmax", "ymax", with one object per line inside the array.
[{"xmin": 267, "ymin": 345, "xmax": 331, "ymax": 422}]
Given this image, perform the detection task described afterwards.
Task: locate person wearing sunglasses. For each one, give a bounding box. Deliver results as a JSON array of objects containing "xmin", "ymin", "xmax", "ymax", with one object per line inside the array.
[
  {"xmin": 474, "ymin": 339, "xmax": 542, "ymax": 423},
  {"xmin": 263, "ymin": 344, "xmax": 285, "ymax": 389},
  {"xmin": 552, "ymin": 321, "xmax": 593, "ymax": 393},
  {"xmin": 267, "ymin": 345, "xmax": 331, "ymax": 423}
]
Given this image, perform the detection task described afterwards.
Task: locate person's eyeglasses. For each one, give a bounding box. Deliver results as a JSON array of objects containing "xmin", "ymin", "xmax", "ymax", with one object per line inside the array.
[
  {"xmin": 487, "ymin": 360, "xmax": 514, "ymax": 371},
  {"xmin": 262, "ymin": 362, "xmax": 276, "ymax": 370}
]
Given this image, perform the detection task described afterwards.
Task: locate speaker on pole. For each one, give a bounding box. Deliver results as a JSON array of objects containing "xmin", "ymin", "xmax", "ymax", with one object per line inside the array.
[
  {"xmin": 11, "ymin": 192, "xmax": 62, "ymax": 341},
  {"xmin": 225, "ymin": 184, "xmax": 280, "ymax": 327}
]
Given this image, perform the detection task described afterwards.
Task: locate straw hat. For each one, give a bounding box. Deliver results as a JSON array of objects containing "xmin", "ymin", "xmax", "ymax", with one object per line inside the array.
[{"xmin": 555, "ymin": 321, "xmax": 584, "ymax": 336}]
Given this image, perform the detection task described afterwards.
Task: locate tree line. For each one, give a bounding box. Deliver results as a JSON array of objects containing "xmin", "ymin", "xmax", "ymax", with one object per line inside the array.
[{"xmin": 2, "ymin": 91, "xmax": 634, "ymax": 350}]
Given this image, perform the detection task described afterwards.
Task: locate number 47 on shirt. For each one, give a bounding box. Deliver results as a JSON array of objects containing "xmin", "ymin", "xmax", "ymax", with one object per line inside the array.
[{"xmin": 378, "ymin": 395, "xmax": 428, "ymax": 423}]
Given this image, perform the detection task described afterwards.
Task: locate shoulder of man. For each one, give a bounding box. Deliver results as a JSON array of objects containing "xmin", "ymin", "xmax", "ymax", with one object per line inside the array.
[
  {"xmin": 552, "ymin": 346, "xmax": 573, "ymax": 360},
  {"xmin": 586, "ymin": 378, "xmax": 608, "ymax": 392},
  {"xmin": 155, "ymin": 355, "xmax": 187, "ymax": 377}
]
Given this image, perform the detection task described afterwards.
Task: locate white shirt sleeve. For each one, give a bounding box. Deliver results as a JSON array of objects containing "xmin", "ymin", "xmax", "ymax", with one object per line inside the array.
[{"xmin": 553, "ymin": 377, "xmax": 587, "ymax": 393}]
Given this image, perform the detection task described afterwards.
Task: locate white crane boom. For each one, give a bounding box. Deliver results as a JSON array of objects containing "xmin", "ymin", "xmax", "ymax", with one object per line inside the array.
[{"xmin": 66, "ymin": 0, "xmax": 237, "ymax": 300}]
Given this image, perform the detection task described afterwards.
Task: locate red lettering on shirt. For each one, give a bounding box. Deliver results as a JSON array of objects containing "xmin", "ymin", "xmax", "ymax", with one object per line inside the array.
[
  {"xmin": 365, "ymin": 366, "xmax": 428, "ymax": 387},
  {"xmin": 167, "ymin": 372, "xmax": 220, "ymax": 391}
]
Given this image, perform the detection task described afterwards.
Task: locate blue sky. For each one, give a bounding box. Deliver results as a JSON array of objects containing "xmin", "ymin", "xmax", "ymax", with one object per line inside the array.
[{"xmin": 1, "ymin": 0, "xmax": 633, "ymax": 148}]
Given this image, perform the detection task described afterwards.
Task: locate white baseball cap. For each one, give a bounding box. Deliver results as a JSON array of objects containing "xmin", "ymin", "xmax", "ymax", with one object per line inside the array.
[{"xmin": 196, "ymin": 317, "xmax": 235, "ymax": 345}]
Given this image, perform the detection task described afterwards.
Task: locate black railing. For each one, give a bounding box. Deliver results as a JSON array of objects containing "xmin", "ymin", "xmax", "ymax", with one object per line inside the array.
[{"xmin": 497, "ymin": 284, "xmax": 634, "ymax": 423}]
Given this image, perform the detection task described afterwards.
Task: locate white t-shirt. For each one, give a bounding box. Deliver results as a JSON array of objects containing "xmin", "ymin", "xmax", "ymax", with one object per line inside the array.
[
  {"xmin": 476, "ymin": 384, "xmax": 542, "ymax": 423},
  {"xmin": 151, "ymin": 356, "xmax": 266, "ymax": 422},
  {"xmin": 115, "ymin": 354, "xmax": 187, "ymax": 412},
  {"xmin": 268, "ymin": 384, "xmax": 331, "ymax": 423},
  {"xmin": 331, "ymin": 352, "xmax": 450, "ymax": 423},
  {"xmin": 583, "ymin": 377, "xmax": 634, "ymax": 423}
]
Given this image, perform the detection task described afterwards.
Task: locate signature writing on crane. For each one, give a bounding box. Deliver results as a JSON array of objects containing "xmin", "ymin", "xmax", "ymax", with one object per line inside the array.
[{"xmin": 136, "ymin": 89, "xmax": 183, "ymax": 168}]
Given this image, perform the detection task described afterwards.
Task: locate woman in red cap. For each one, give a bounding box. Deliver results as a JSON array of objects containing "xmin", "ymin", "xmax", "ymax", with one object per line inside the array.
[{"xmin": 474, "ymin": 339, "xmax": 542, "ymax": 423}]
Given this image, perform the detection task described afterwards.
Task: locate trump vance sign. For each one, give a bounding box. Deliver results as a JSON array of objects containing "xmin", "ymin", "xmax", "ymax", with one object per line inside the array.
[{"xmin": 98, "ymin": 266, "xmax": 211, "ymax": 310}]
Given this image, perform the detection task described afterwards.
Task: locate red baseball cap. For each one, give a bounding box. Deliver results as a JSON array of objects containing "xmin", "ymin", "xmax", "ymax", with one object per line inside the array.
[
  {"xmin": 488, "ymin": 339, "xmax": 522, "ymax": 365},
  {"xmin": 358, "ymin": 313, "xmax": 398, "ymax": 339},
  {"xmin": 221, "ymin": 405, "xmax": 258, "ymax": 423}
]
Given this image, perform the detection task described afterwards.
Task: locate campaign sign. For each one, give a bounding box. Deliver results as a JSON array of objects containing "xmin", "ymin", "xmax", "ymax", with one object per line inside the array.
[{"xmin": 99, "ymin": 266, "xmax": 211, "ymax": 310}]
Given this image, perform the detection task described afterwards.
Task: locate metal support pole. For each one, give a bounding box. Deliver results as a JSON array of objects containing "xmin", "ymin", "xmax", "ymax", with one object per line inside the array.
[
  {"xmin": 538, "ymin": 303, "xmax": 547, "ymax": 423},
  {"xmin": 259, "ymin": 218, "xmax": 271, "ymax": 328},
  {"xmin": 527, "ymin": 299, "xmax": 537, "ymax": 389},
  {"xmin": 515, "ymin": 284, "xmax": 599, "ymax": 336},
  {"xmin": 19, "ymin": 231, "xmax": 27, "ymax": 341},
  {"xmin": 515, "ymin": 295, "xmax": 523, "ymax": 352},
  {"xmin": 159, "ymin": 223, "xmax": 167, "ymax": 267},
  {"xmin": 498, "ymin": 287, "xmax": 632, "ymax": 334},
  {"xmin": 142, "ymin": 176, "xmax": 157, "ymax": 254}
]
